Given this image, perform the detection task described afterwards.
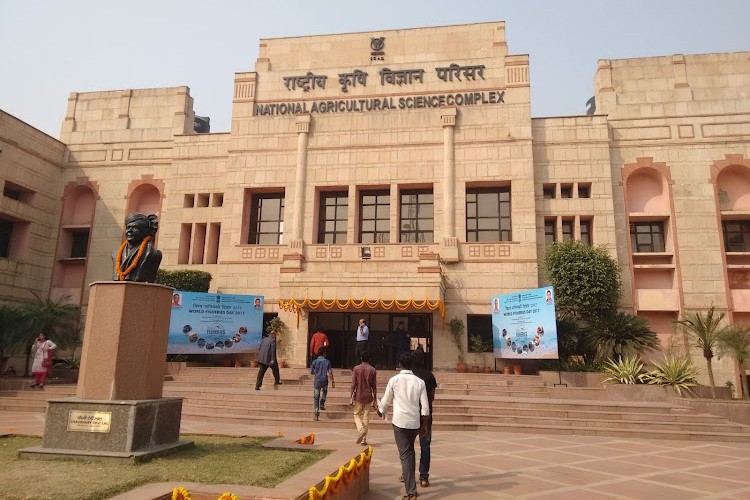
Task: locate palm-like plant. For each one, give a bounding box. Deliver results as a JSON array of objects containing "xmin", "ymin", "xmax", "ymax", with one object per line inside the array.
[
  {"xmin": 717, "ymin": 325, "xmax": 750, "ymax": 399},
  {"xmin": 602, "ymin": 355, "xmax": 646, "ymax": 384},
  {"xmin": 640, "ymin": 356, "xmax": 699, "ymax": 397},
  {"xmin": 0, "ymin": 304, "xmax": 25, "ymax": 373},
  {"xmin": 674, "ymin": 306, "xmax": 730, "ymax": 399},
  {"xmin": 586, "ymin": 312, "xmax": 659, "ymax": 363},
  {"xmin": 17, "ymin": 293, "xmax": 80, "ymax": 376}
]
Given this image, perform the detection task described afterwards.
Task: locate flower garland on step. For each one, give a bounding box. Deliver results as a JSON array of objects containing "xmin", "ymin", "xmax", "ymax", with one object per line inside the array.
[
  {"xmin": 115, "ymin": 236, "xmax": 151, "ymax": 281},
  {"xmin": 170, "ymin": 488, "xmax": 238, "ymax": 500}
]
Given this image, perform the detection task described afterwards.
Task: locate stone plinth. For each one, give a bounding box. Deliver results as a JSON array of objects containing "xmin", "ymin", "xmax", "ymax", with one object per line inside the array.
[
  {"xmin": 20, "ymin": 397, "xmax": 191, "ymax": 462},
  {"xmin": 77, "ymin": 281, "xmax": 172, "ymax": 400}
]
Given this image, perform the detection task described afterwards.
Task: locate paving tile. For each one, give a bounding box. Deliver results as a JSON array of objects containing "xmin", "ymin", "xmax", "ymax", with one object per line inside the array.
[
  {"xmin": 568, "ymin": 458, "xmax": 663, "ymax": 477},
  {"xmin": 686, "ymin": 464, "xmax": 750, "ymax": 483},
  {"xmin": 646, "ymin": 471, "xmax": 748, "ymax": 494},
  {"xmin": 614, "ymin": 452, "xmax": 704, "ymax": 469},
  {"xmin": 588, "ymin": 479, "xmax": 705, "ymax": 499},
  {"xmin": 532, "ymin": 465, "xmax": 622, "ymax": 486}
]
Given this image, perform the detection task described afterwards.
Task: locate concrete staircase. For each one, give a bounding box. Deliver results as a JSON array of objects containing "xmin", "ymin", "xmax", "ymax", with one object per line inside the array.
[{"xmin": 2, "ymin": 367, "xmax": 749, "ymax": 442}]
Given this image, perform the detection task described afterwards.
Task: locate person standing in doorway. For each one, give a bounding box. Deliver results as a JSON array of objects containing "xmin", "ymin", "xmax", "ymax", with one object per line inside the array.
[
  {"xmin": 394, "ymin": 321, "xmax": 410, "ymax": 368},
  {"xmin": 255, "ymin": 330, "xmax": 282, "ymax": 390},
  {"xmin": 309, "ymin": 328, "xmax": 329, "ymax": 363},
  {"xmin": 350, "ymin": 350, "xmax": 377, "ymax": 445},
  {"xmin": 378, "ymin": 352, "xmax": 429, "ymax": 500},
  {"xmin": 354, "ymin": 318, "xmax": 369, "ymax": 365},
  {"xmin": 310, "ymin": 347, "xmax": 334, "ymax": 421},
  {"xmin": 411, "ymin": 347, "xmax": 437, "ymax": 488},
  {"xmin": 30, "ymin": 332, "xmax": 56, "ymax": 389}
]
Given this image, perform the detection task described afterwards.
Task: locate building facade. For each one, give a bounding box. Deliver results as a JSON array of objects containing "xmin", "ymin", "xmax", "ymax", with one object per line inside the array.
[{"xmin": 1, "ymin": 22, "xmax": 749, "ymax": 387}]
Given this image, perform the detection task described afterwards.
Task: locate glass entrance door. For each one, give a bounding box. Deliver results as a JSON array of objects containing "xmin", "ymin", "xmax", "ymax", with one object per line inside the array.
[{"xmin": 308, "ymin": 312, "xmax": 433, "ymax": 369}]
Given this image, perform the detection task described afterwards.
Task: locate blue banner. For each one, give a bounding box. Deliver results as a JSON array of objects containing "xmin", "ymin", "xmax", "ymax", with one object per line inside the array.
[
  {"xmin": 167, "ymin": 292, "xmax": 264, "ymax": 354},
  {"xmin": 491, "ymin": 287, "xmax": 558, "ymax": 359}
]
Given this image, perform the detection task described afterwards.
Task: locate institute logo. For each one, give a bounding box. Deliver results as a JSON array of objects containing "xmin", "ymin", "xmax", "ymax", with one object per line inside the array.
[{"xmin": 370, "ymin": 37, "xmax": 385, "ymax": 61}]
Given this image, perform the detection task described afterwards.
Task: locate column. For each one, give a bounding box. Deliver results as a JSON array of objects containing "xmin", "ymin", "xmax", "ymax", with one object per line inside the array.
[
  {"xmin": 291, "ymin": 115, "xmax": 311, "ymax": 244},
  {"xmin": 441, "ymin": 108, "xmax": 459, "ymax": 262}
]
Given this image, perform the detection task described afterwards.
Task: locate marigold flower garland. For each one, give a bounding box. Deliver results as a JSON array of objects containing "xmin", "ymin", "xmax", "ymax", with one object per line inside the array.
[
  {"xmin": 171, "ymin": 487, "xmax": 191, "ymax": 500},
  {"xmin": 170, "ymin": 488, "xmax": 238, "ymax": 500},
  {"xmin": 115, "ymin": 236, "xmax": 151, "ymax": 280},
  {"xmin": 307, "ymin": 445, "xmax": 373, "ymax": 500}
]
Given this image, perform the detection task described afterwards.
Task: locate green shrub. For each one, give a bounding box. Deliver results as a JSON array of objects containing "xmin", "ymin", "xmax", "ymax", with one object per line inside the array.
[
  {"xmin": 155, "ymin": 270, "xmax": 212, "ymax": 292},
  {"xmin": 587, "ymin": 312, "xmax": 660, "ymax": 363},
  {"xmin": 602, "ymin": 355, "xmax": 646, "ymax": 384},
  {"xmin": 640, "ymin": 356, "xmax": 698, "ymax": 396}
]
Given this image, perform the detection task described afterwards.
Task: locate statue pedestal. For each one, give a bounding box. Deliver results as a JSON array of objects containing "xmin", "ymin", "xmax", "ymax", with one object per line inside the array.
[{"xmin": 20, "ymin": 281, "xmax": 192, "ymax": 462}]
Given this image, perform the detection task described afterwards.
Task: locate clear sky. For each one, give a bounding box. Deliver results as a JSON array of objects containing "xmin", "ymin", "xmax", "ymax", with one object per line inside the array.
[{"xmin": 1, "ymin": 0, "xmax": 748, "ymax": 138}]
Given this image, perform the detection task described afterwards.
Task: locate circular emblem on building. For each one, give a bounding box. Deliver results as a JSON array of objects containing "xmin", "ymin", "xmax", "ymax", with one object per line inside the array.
[{"xmin": 370, "ymin": 37, "xmax": 385, "ymax": 52}]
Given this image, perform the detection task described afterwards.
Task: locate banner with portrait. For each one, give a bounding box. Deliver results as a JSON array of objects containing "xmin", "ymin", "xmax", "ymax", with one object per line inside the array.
[
  {"xmin": 491, "ymin": 286, "xmax": 558, "ymax": 359},
  {"xmin": 167, "ymin": 292, "xmax": 264, "ymax": 354}
]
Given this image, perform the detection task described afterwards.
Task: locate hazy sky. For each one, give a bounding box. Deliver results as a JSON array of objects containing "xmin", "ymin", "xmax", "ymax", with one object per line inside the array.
[{"xmin": 1, "ymin": 0, "xmax": 748, "ymax": 138}]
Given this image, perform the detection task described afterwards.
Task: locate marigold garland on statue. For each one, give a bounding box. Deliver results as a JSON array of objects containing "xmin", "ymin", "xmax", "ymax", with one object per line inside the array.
[{"xmin": 115, "ymin": 235, "xmax": 152, "ymax": 280}]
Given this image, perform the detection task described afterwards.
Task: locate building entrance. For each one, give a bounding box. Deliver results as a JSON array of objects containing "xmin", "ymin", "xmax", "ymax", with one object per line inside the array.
[{"xmin": 308, "ymin": 312, "xmax": 433, "ymax": 369}]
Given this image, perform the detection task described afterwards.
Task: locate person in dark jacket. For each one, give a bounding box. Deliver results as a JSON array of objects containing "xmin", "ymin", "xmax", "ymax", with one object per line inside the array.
[{"xmin": 255, "ymin": 330, "xmax": 282, "ymax": 390}]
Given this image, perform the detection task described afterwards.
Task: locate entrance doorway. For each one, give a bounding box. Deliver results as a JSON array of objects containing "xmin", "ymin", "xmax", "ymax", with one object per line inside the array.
[{"xmin": 308, "ymin": 312, "xmax": 433, "ymax": 369}]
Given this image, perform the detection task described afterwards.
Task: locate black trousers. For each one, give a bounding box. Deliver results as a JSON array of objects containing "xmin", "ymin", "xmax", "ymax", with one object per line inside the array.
[
  {"xmin": 354, "ymin": 340, "xmax": 369, "ymax": 365},
  {"xmin": 256, "ymin": 362, "xmax": 280, "ymax": 388}
]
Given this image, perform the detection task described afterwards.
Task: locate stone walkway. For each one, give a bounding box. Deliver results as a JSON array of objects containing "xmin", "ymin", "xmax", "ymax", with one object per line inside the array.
[{"xmin": 2, "ymin": 410, "xmax": 750, "ymax": 499}]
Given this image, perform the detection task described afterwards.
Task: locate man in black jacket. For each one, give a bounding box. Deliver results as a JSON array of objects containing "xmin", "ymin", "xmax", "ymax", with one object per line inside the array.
[{"xmin": 255, "ymin": 330, "xmax": 282, "ymax": 390}]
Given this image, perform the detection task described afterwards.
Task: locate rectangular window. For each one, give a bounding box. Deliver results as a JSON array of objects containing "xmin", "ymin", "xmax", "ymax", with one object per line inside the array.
[
  {"xmin": 560, "ymin": 184, "xmax": 573, "ymax": 199},
  {"xmin": 318, "ymin": 191, "xmax": 348, "ymax": 244},
  {"xmin": 466, "ymin": 187, "xmax": 512, "ymax": 242},
  {"xmin": 580, "ymin": 219, "xmax": 592, "ymax": 245},
  {"xmin": 249, "ymin": 193, "xmax": 285, "ymax": 244},
  {"xmin": 400, "ymin": 189, "xmax": 434, "ymax": 243},
  {"xmin": 70, "ymin": 230, "xmax": 90, "ymax": 258},
  {"xmin": 3, "ymin": 181, "xmax": 34, "ymax": 204},
  {"xmin": 630, "ymin": 221, "xmax": 666, "ymax": 253},
  {"xmin": 723, "ymin": 220, "xmax": 750, "ymax": 252},
  {"xmin": 359, "ymin": 190, "xmax": 390, "ymax": 243},
  {"xmin": 0, "ymin": 218, "xmax": 12, "ymax": 258},
  {"xmin": 561, "ymin": 219, "xmax": 574, "ymax": 241},
  {"xmin": 542, "ymin": 184, "xmax": 556, "ymax": 199},
  {"xmin": 466, "ymin": 315, "xmax": 493, "ymax": 352},
  {"xmin": 544, "ymin": 218, "xmax": 556, "ymax": 245},
  {"xmin": 578, "ymin": 183, "xmax": 591, "ymax": 198}
]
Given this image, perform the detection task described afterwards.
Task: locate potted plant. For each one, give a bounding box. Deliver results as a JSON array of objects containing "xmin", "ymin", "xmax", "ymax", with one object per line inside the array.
[
  {"xmin": 265, "ymin": 316, "xmax": 289, "ymax": 367},
  {"xmin": 448, "ymin": 317, "xmax": 467, "ymax": 372},
  {"xmin": 469, "ymin": 334, "xmax": 487, "ymax": 373}
]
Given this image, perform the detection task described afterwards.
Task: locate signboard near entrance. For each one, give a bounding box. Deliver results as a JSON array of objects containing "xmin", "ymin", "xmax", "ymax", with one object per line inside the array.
[
  {"xmin": 491, "ymin": 287, "xmax": 558, "ymax": 359},
  {"xmin": 167, "ymin": 292, "xmax": 263, "ymax": 354}
]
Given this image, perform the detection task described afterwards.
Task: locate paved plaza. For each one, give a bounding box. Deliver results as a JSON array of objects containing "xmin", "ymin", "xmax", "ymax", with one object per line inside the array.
[{"xmin": 2, "ymin": 410, "xmax": 749, "ymax": 499}]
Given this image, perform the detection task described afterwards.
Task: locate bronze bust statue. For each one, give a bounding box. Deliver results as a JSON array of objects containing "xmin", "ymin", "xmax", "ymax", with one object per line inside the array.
[{"xmin": 114, "ymin": 213, "xmax": 162, "ymax": 283}]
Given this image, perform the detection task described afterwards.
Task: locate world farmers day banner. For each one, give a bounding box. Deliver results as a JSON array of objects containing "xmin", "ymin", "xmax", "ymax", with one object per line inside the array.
[
  {"xmin": 167, "ymin": 292, "xmax": 263, "ymax": 354},
  {"xmin": 491, "ymin": 286, "xmax": 559, "ymax": 359}
]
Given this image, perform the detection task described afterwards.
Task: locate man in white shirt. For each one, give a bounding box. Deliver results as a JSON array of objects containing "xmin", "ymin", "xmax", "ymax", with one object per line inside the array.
[
  {"xmin": 378, "ymin": 351, "xmax": 430, "ymax": 500},
  {"xmin": 354, "ymin": 318, "xmax": 369, "ymax": 365}
]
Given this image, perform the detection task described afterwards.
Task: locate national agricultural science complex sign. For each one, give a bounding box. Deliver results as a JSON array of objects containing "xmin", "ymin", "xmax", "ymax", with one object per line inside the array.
[
  {"xmin": 255, "ymin": 62, "xmax": 506, "ymax": 116},
  {"xmin": 491, "ymin": 287, "xmax": 559, "ymax": 359},
  {"xmin": 167, "ymin": 292, "xmax": 264, "ymax": 355}
]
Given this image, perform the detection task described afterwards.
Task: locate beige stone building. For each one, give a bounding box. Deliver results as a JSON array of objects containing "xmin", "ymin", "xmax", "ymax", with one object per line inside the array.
[{"xmin": 1, "ymin": 22, "xmax": 749, "ymax": 388}]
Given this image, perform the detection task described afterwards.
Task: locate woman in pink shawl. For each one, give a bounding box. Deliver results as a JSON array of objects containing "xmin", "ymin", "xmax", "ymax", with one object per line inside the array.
[{"xmin": 30, "ymin": 332, "xmax": 56, "ymax": 389}]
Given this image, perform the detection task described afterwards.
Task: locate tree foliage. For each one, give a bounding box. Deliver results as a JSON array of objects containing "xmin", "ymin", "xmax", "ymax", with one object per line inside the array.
[
  {"xmin": 155, "ymin": 270, "xmax": 212, "ymax": 292},
  {"xmin": 586, "ymin": 311, "xmax": 660, "ymax": 362},
  {"xmin": 674, "ymin": 306, "xmax": 729, "ymax": 399},
  {"xmin": 0, "ymin": 303, "xmax": 25, "ymax": 371},
  {"xmin": 717, "ymin": 325, "xmax": 750, "ymax": 398},
  {"xmin": 543, "ymin": 240, "xmax": 622, "ymax": 323}
]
